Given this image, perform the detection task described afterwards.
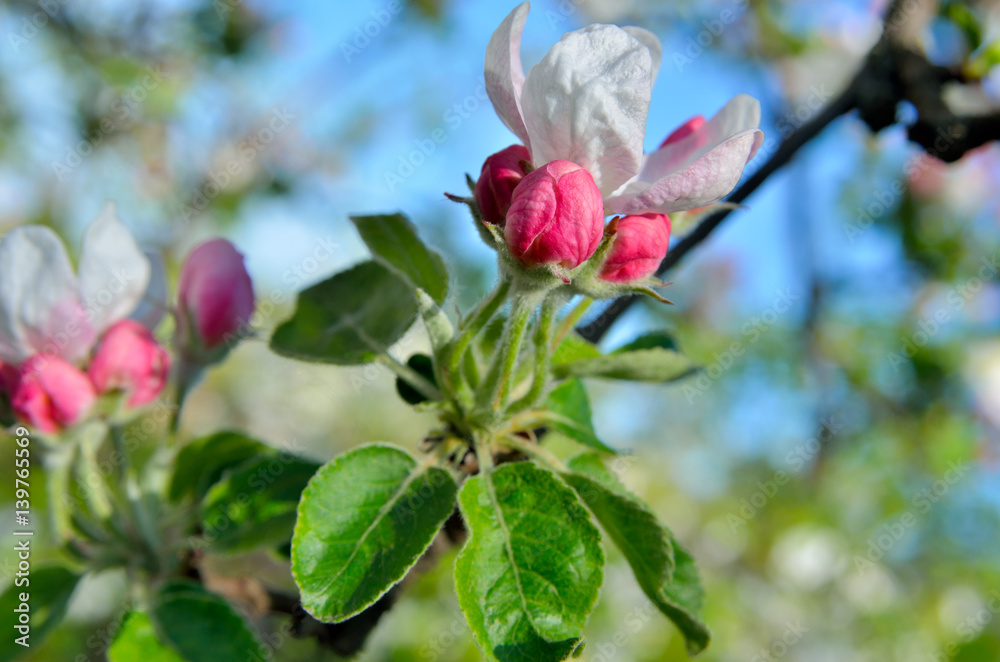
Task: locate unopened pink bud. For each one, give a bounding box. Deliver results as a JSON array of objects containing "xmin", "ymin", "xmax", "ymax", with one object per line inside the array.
[
  {"xmin": 659, "ymin": 115, "xmax": 707, "ymax": 148},
  {"xmin": 89, "ymin": 320, "xmax": 170, "ymax": 407},
  {"xmin": 504, "ymin": 160, "xmax": 604, "ymax": 269},
  {"xmin": 475, "ymin": 145, "xmax": 532, "ymax": 227},
  {"xmin": 177, "ymin": 239, "xmax": 255, "ymax": 354},
  {"xmin": 12, "ymin": 355, "xmax": 96, "ymax": 433},
  {"xmin": 599, "ymin": 213, "xmax": 671, "ymax": 283}
]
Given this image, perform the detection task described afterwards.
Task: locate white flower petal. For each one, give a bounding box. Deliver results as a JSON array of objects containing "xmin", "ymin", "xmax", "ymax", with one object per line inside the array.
[
  {"xmin": 521, "ymin": 24, "xmax": 653, "ymax": 195},
  {"xmin": 606, "ymin": 94, "xmax": 764, "ymax": 214},
  {"xmin": 485, "ymin": 2, "xmax": 531, "ymax": 150},
  {"xmin": 622, "ymin": 26, "xmax": 661, "ymax": 85},
  {"xmin": 0, "ymin": 226, "xmax": 91, "ymax": 363},
  {"xmin": 129, "ymin": 250, "xmax": 167, "ymax": 330},
  {"xmin": 78, "ymin": 202, "xmax": 151, "ymax": 335}
]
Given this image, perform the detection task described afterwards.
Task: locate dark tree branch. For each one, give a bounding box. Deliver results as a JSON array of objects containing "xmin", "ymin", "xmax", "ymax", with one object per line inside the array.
[
  {"xmin": 578, "ymin": 79, "xmax": 859, "ymax": 342},
  {"xmin": 579, "ymin": 0, "xmax": 999, "ymax": 343}
]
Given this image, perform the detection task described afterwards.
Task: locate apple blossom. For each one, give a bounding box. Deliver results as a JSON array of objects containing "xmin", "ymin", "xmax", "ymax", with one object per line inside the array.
[
  {"xmin": 89, "ymin": 319, "xmax": 171, "ymax": 407},
  {"xmin": 504, "ymin": 160, "xmax": 604, "ymax": 269},
  {"xmin": 474, "ymin": 144, "xmax": 532, "ymax": 227},
  {"xmin": 485, "ymin": 3, "xmax": 763, "ymax": 215},
  {"xmin": 660, "ymin": 115, "xmax": 707, "ymax": 148},
  {"xmin": 599, "ymin": 213, "xmax": 672, "ymax": 283},
  {"xmin": 0, "ymin": 203, "xmax": 151, "ymax": 365},
  {"xmin": 12, "ymin": 354, "xmax": 96, "ymax": 433},
  {"xmin": 177, "ymin": 238, "xmax": 255, "ymax": 354}
]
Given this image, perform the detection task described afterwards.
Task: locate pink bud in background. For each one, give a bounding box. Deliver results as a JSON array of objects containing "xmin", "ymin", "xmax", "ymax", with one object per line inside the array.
[
  {"xmin": 659, "ymin": 115, "xmax": 707, "ymax": 148},
  {"xmin": 504, "ymin": 160, "xmax": 605, "ymax": 269},
  {"xmin": 177, "ymin": 239, "xmax": 255, "ymax": 354},
  {"xmin": 12, "ymin": 355, "xmax": 96, "ymax": 433},
  {"xmin": 89, "ymin": 320, "xmax": 170, "ymax": 407},
  {"xmin": 475, "ymin": 144, "xmax": 532, "ymax": 227},
  {"xmin": 599, "ymin": 213, "xmax": 672, "ymax": 283}
]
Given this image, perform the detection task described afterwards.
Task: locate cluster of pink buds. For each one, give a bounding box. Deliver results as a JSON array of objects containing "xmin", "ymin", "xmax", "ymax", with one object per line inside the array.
[
  {"xmin": 0, "ymin": 230, "xmax": 254, "ymax": 435},
  {"xmin": 474, "ymin": 141, "xmax": 690, "ymax": 286}
]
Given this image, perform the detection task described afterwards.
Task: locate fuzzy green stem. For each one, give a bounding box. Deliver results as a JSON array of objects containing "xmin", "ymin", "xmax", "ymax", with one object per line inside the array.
[
  {"xmin": 502, "ymin": 434, "xmax": 569, "ymax": 473},
  {"xmin": 449, "ymin": 279, "xmax": 512, "ymax": 377},
  {"xmin": 508, "ymin": 295, "xmax": 558, "ymax": 414},
  {"xmin": 475, "ymin": 289, "xmax": 542, "ymax": 413},
  {"xmin": 377, "ymin": 354, "xmax": 444, "ymax": 402}
]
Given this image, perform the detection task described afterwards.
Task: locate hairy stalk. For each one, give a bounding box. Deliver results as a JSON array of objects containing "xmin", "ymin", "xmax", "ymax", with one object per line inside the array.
[
  {"xmin": 501, "ymin": 434, "xmax": 569, "ymax": 473},
  {"xmin": 376, "ymin": 353, "xmax": 444, "ymax": 402},
  {"xmin": 449, "ymin": 279, "xmax": 512, "ymax": 377},
  {"xmin": 508, "ymin": 295, "xmax": 559, "ymax": 414},
  {"xmin": 111, "ymin": 425, "xmax": 162, "ymax": 569},
  {"xmin": 475, "ymin": 289, "xmax": 543, "ymax": 413}
]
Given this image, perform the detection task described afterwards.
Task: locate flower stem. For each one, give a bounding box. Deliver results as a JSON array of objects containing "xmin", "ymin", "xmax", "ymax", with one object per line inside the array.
[
  {"xmin": 448, "ymin": 279, "xmax": 512, "ymax": 378},
  {"xmin": 377, "ymin": 353, "xmax": 444, "ymax": 402},
  {"xmin": 475, "ymin": 288, "xmax": 543, "ymax": 413},
  {"xmin": 501, "ymin": 434, "xmax": 569, "ymax": 473},
  {"xmin": 508, "ymin": 294, "xmax": 559, "ymax": 413}
]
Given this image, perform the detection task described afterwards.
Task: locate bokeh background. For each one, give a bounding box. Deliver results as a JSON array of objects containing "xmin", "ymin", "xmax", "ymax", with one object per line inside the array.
[{"xmin": 2, "ymin": 0, "xmax": 1000, "ymax": 659}]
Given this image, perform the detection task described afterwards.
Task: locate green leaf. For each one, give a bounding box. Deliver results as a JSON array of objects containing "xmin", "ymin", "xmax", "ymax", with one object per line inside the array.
[
  {"xmin": 564, "ymin": 454, "xmax": 710, "ymax": 655},
  {"xmin": 455, "ymin": 461, "xmax": 604, "ymax": 662},
  {"xmin": 416, "ymin": 288, "xmax": 455, "ymax": 356},
  {"xmin": 545, "ymin": 378, "xmax": 616, "ymax": 454},
  {"xmin": 553, "ymin": 347, "xmax": 696, "ymax": 383},
  {"xmin": 109, "ymin": 612, "xmax": 184, "ymax": 662},
  {"xmin": 659, "ymin": 541, "xmax": 711, "ymax": 655},
  {"xmin": 0, "ymin": 566, "xmax": 79, "ymax": 661},
  {"xmin": 200, "ymin": 454, "xmax": 320, "ymax": 553},
  {"xmin": 351, "ymin": 213, "xmax": 449, "ymax": 305},
  {"xmin": 551, "ymin": 332, "xmax": 602, "ymax": 366},
  {"xmin": 967, "ymin": 38, "xmax": 1000, "ymax": 78},
  {"xmin": 943, "ymin": 0, "xmax": 983, "ymax": 50},
  {"xmin": 270, "ymin": 261, "xmax": 418, "ymax": 365},
  {"xmin": 613, "ymin": 331, "xmax": 678, "ymax": 354},
  {"xmin": 396, "ymin": 353, "xmax": 437, "ymax": 405},
  {"xmin": 292, "ymin": 444, "xmax": 458, "ymax": 623},
  {"xmin": 169, "ymin": 431, "xmax": 268, "ymax": 502},
  {"xmin": 152, "ymin": 582, "xmax": 265, "ymax": 661}
]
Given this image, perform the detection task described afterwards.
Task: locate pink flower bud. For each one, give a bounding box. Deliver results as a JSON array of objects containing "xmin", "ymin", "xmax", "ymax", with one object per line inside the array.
[
  {"xmin": 599, "ymin": 213, "xmax": 671, "ymax": 283},
  {"xmin": 475, "ymin": 145, "xmax": 532, "ymax": 227},
  {"xmin": 177, "ymin": 239, "xmax": 255, "ymax": 354},
  {"xmin": 659, "ymin": 115, "xmax": 706, "ymax": 148},
  {"xmin": 504, "ymin": 160, "xmax": 605, "ymax": 269},
  {"xmin": 12, "ymin": 355, "xmax": 96, "ymax": 433},
  {"xmin": 89, "ymin": 320, "xmax": 170, "ymax": 407}
]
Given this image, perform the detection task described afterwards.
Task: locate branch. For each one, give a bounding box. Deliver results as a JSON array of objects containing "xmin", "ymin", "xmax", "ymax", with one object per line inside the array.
[
  {"xmin": 579, "ymin": 0, "xmax": 997, "ymax": 343},
  {"xmin": 578, "ymin": 76, "xmax": 859, "ymax": 342}
]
